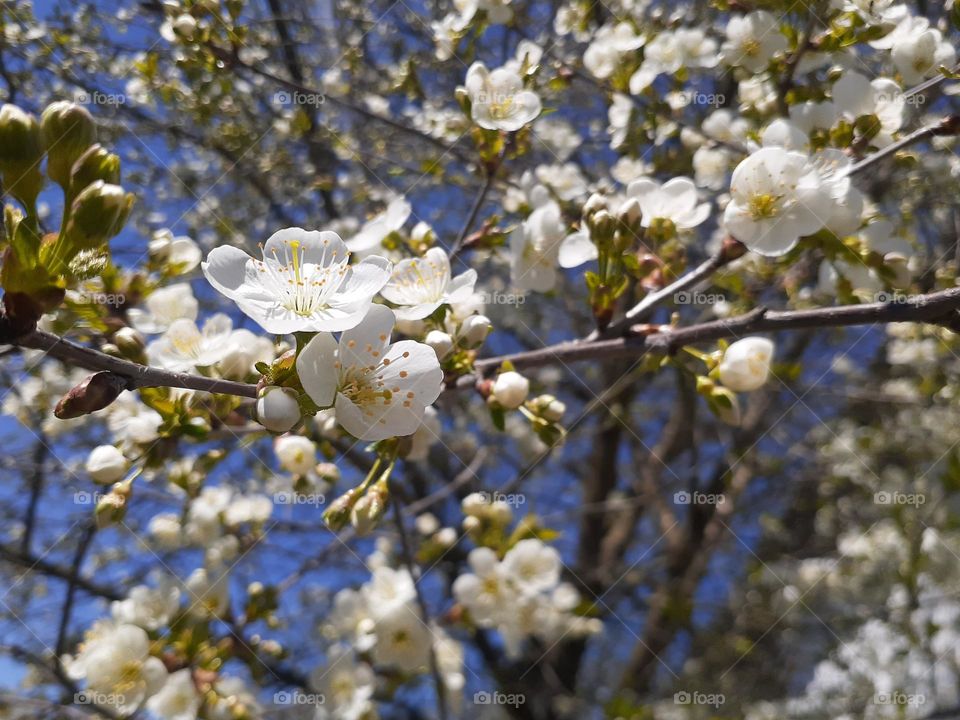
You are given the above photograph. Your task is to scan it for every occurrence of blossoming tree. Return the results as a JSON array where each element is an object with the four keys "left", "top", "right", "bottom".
[{"left": 1, "top": 0, "right": 960, "bottom": 718}]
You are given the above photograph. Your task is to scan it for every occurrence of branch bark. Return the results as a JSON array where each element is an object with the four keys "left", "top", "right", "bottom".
[{"left": 10, "top": 287, "right": 960, "bottom": 402}]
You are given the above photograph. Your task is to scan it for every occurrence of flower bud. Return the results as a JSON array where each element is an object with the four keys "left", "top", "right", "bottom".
[
  {"left": 113, "top": 326, "right": 146, "bottom": 360},
  {"left": 491, "top": 370, "right": 529, "bottom": 409},
  {"left": 712, "top": 386, "right": 742, "bottom": 427},
  {"left": 718, "top": 337, "right": 774, "bottom": 392},
  {"left": 533, "top": 393, "right": 565, "bottom": 422},
  {"left": 350, "top": 484, "right": 389, "bottom": 536},
  {"left": 55, "top": 371, "right": 128, "bottom": 419},
  {"left": 173, "top": 13, "right": 198, "bottom": 40},
  {"left": 582, "top": 192, "right": 608, "bottom": 220},
  {"left": 425, "top": 330, "right": 454, "bottom": 359},
  {"left": 95, "top": 479, "right": 132, "bottom": 528},
  {"left": 460, "top": 314, "right": 492, "bottom": 347},
  {"left": 461, "top": 491, "right": 488, "bottom": 516},
  {"left": 588, "top": 209, "right": 616, "bottom": 248},
  {"left": 0, "top": 104, "right": 44, "bottom": 201},
  {"left": 618, "top": 197, "right": 642, "bottom": 226},
  {"left": 316, "top": 461, "right": 341, "bottom": 484},
  {"left": 66, "top": 181, "right": 133, "bottom": 250},
  {"left": 435, "top": 527, "right": 457, "bottom": 547},
  {"left": 323, "top": 488, "right": 361, "bottom": 531},
  {"left": 85, "top": 445, "right": 128, "bottom": 484},
  {"left": 40, "top": 101, "right": 97, "bottom": 188},
  {"left": 70, "top": 143, "right": 120, "bottom": 193},
  {"left": 255, "top": 386, "right": 301, "bottom": 433}
]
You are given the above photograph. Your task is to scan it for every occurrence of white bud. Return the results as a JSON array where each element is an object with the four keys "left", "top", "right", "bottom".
[
  {"left": 435, "top": 527, "right": 458, "bottom": 547},
  {"left": 148, "top": 513, "right": 182, "bottom": 549},
  {"left": 315, "top": 462, "right": 341, "bottom": 484},
  {"left": 425, "top": 330, "right": 455, "bottom": 359},
  {"left": 460, "top": 314, "right": 492, "bottom": 347},
  {"left": 536, "top": 394, "right": 566, "bottom": 422},
  {"left": 256, "top": 386, "right": 301, "bottom": 433},
  {"left": 461, "top": 492, "right": 488, "bottom": 516},
  {"left": 718, "top": 337, "right": 775, "bottom": 392},
  {"left": 489, "top": 500, "right": 513, "bottom": 525},
  {"left": 618, "top": 197, "right": 642, "bottom": 225},
  {"left": 492, "top": 371, "right": 529, "bottom": 409},
  {"left": 85, "top": 445, "right": 128, "bottom": 484},
  {"left": 583, "top": 192, "right": 608, "bottom": 216},
  {"left": 415, "top": 512, "right": 440, "bottom": 535}
]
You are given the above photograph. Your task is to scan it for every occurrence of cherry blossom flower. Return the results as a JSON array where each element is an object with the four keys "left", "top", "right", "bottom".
[
  {"left": 878, "top": 16, "right": 956, "bottom": 85},
  {"left": 345, "top": 197, "right": 411, "bottom": 254},
  {"left": 721, "top": 11, "right": 788, "bottom": 73},
  {"left": 832, "top": 71, "right": 905, "bottom": 146},
  {"left": 629, "top": 28, "right": 718, "bottom": 93},
  {"left": 510, "top": 200, "right": 567, "bottom": 291},
  {"left": 202, "top": 228, "right": 392, "bottom": 334},
  {"left": 465, "top": 61, "right": 541, "bottom": 131},
  {"left": 65, "top": 622, "right": 168, "bottom": 715},
  {"left": 127, "top": 282, "right": 198, "bottom": 334},
  {"left": 723, "top": 147, "right": 837, "bottom": 256},
  {"left": 626, "top": 176, "right": 711, "bottom": 231},
  {"left": 584, "top": 22, "right": 645, "bottom": 79},
  {"left": 295, "top": 305, "right": 444, "bottom": 441},
  {"left": 146, "top": 669, "right": 201, "bottom": 720},
  {"left": 146, "top": 314, "right": 235, "bottom": 372},
  {"left": 502, "top": 538, "right": 561, "bottom": 592},
  {"left": 380, "top": 247, "right": 478, "bottom": 320},
  {"left": 111, "top": 578, "right": 180, "bottom": 631}
]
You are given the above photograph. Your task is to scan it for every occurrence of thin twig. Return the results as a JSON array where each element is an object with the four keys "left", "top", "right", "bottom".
[{"left": 391, "top": 493, "right": 449, "bottom": 720}]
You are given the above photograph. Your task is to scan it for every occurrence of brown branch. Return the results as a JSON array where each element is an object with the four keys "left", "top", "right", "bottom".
[
  {"left": 12, "top": 329, "right": 259, "bottom": 398},
  {"left": 10, "top": 287, "right": 960, "bottom": 404}
]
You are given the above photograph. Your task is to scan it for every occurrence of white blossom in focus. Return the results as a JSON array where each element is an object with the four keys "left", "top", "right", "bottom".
[
  {"left": 202, "top": 228, "right": 392, "bottom": 334},
  {"left": 296, "top": 305, "right": 444, "bottom": 440}
]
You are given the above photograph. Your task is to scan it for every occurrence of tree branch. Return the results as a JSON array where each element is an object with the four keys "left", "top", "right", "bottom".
[{"left": 10, "top": 288, "right": 960, "bottom": 404}]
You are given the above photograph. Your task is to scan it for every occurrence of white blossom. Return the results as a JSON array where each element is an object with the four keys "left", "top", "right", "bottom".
[
  {"left": 202, "top": 228, "right": 392, "bottom": 334},
  {"left": 721, "top": 11, "right": 788, "bottom": 73},
  {"left": 380, "top": 247, "right": 478, "bottom": 320},
  {"left": 296, "top": 305, "right": 444, "bottom": 440},
  {"left": 465, "top": 61, "right": 541, "bottom": 131},
  {"left": 626, "top": 176, "right": 710, "bottom": 231}
]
